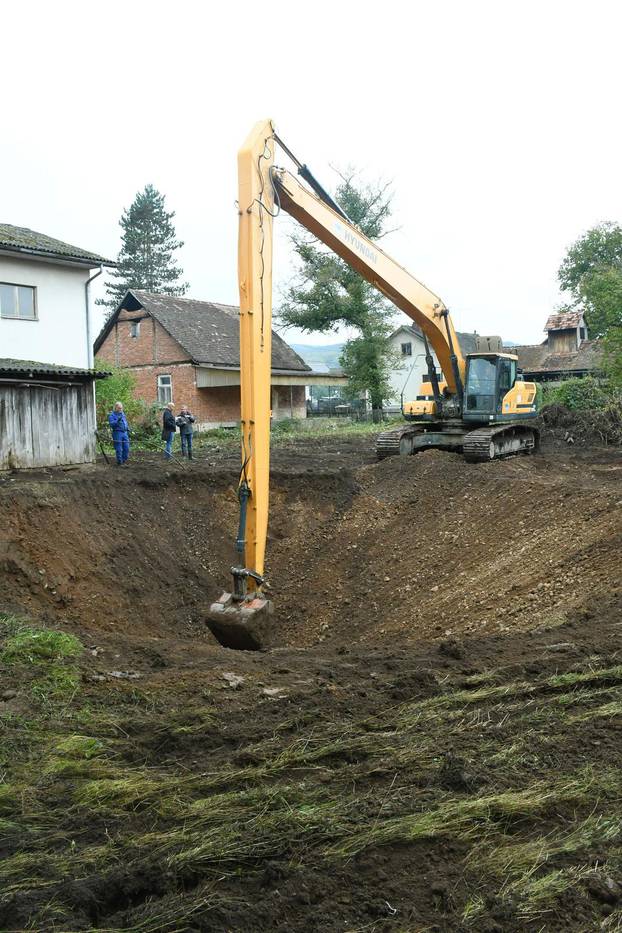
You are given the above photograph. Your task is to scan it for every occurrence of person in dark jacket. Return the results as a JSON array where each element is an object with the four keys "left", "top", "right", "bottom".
[
  {"left": 176, "top": 405, "right": 196, "bottom": 459},
  {"left": 162, "top": 403, "right": 176, "bottom": 459},
  {"left": 108, "top": 402, "right": 130, "bottom": 466}
]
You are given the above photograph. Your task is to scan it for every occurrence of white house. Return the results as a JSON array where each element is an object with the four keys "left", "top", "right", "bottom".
[
  {"left": 386, "top": 321, "right": 479, "bottom": 412},
  {"left": 0, "top": 224, "right": 114, "bottom": 469}
]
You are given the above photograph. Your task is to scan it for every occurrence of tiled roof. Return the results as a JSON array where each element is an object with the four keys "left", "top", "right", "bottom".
[
  {"left": 544, "top": 311, "right": 583, "bottom": 331},
  {"left": 0, "top": 359, "right": 109, "bottom": 378},
  {"left": 514, "top": 339, "right": 603, "bottom": 374},
  {"left": 96, "top": 290, "right": 310, "bottom": 373},
  {"left": 0, "top": 223, "right": 114, "bottom": 266}
]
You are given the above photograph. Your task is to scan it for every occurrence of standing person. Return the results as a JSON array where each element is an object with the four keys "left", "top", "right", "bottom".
[
  {"left": 176, "top": 405, "right": 196, "bottom": 459},
  {"left": 108, "top": 402, "right": 130, "bottom": 466},
  {"left": 162, "top": 402, "right": 176, "bottom": 459}
]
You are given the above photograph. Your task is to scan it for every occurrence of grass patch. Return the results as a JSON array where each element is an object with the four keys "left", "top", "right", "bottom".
[{"left": 0, "top": 619, "right": 82, "bottom": 664}]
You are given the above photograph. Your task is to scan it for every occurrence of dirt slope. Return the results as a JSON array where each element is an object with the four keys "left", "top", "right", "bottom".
[{"left": 0, "top": 438, "right": 619, "bottom": 653}]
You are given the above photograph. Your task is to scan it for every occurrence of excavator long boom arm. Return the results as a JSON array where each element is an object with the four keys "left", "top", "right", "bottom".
[
  {"left": 207, "top": 119, "right": 466, "bottom": 650},
  {"left": 272, "top": 166, "right": 466, "bottom": 396}
]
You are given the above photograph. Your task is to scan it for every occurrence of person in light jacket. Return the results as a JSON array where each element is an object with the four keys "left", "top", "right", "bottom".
[
  {"left": 176, "top": 405, "right": 196, "bottom": 459},
  {"left": 108, "top": 402, "right": 130, "bottom": 466},
  {"left": 162, "top": 403, "right": 176, "bottom": 459}
]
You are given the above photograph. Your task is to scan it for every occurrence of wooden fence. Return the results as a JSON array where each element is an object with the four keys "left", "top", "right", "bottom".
[{"left": 0, "top": 381, "right": 96, "bottom": 470}]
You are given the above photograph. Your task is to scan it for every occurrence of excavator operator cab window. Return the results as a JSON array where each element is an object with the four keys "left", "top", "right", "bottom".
[
  {"left": 498, "top": 359, "right": 516, "bottom": 392},
  {"left": 465, "top": 356, "right": 497, "bottom": 412},
  {"left": 497, "top": 358, "right": 517, "bottom": 408}
]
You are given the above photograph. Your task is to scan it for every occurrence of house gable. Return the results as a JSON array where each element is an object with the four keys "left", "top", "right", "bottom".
[
  {"left": 94, "top": 289, "right": 311, "bottom": 374},
  {"left": 97, "top": 307, "right": 190, "bottom": 369},
  {"left": 544, "top": 310, "right": 587, "bottom": 354}
]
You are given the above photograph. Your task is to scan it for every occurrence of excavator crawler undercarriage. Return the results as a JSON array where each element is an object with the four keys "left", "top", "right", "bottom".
[{"left": 376, "top": 421, "right": 540, "bottom": 462}]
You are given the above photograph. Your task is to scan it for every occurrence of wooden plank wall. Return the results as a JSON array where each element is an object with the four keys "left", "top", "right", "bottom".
[{"left": 0, "top": 383, "right": 96, "bottom": 470}]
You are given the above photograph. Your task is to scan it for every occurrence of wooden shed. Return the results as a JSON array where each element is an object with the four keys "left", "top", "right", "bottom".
[{"left": 0, "top": 360, "right": 108, "bottom": 470}]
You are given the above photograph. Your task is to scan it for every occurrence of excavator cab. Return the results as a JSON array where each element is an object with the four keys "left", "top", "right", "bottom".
[{"left": 464, "top": 353, "right": 537, "bottom": 422}]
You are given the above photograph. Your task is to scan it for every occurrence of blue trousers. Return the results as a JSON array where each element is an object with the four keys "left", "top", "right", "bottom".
[
  {"left": 180, "top": 432, "right": 193, "bottom": 455},
  {"left": 113, "top": 433, "right": 130, "bottom": 464},
  {"left": 164, "top": 431, "right": 174, "bottom": 459}
]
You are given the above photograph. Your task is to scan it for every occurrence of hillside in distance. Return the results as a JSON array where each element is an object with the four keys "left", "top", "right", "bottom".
[{"left": 291, "top": 343, "right": 344, "bottom": 369}]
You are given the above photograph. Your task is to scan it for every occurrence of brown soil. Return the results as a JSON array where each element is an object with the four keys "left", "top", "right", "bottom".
[
  {"left": 0, "top": 435, "right": 621, "bottom": 932},
  {"left": 1, "top": 436, "right": 620, "bottom": 654}
]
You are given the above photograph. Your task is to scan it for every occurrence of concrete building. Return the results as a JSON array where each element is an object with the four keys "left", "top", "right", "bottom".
[
  {"left": 0, "top": 224, "right": 113, "bottom": 469},
  {"left": 95, "top": 290, "right": 345, "bottom": 428},
  {"left": 514, "top": 311, "right": 603, "bottom": 383},
  {"left": 386, "top": 322, "right": 479, "bottom": 411}
]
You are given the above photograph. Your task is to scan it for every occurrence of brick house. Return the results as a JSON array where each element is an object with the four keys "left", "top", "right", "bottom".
[
  {"left": 94, "top": 290, "right": 340, "bottom": 427},
  {"left": 514, "top": 311, "right": 603, "bottom": 383}
]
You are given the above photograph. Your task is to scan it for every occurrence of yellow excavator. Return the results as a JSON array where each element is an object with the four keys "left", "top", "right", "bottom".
[{"left": 206, "top": 120, "right": 540, "bottom": 650}]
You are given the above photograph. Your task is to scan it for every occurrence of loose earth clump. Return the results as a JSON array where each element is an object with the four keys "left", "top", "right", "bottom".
[{"left": 0, "top": 433, "right": 620, "bottom": 931}]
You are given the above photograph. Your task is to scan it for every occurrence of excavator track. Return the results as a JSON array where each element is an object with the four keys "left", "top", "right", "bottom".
[
  {"left": 376, "top": 425, "right": 425, "bottom": 459},
  {"left": 463, "top": 423, "right": 540, "bottom": 462}
]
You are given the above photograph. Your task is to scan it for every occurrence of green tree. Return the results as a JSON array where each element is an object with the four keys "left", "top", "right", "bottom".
[
  {"left": 558, "top": 222, "right": 622, "bottom": 298},
  {"left": 100, "top": 184, "right": 188, "bottom": 312},
  {"left": 580, "top": 264, "right": 622, "bottom": 339},
  {"left": 558, "top": 223, "right": 622, "bottom": 385},
  {"left": 278, "top": 171, "right": 401, "bottom": 412}
]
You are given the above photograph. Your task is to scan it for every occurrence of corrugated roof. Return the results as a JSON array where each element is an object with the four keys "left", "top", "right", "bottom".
[
  {"left": 0, "top": 223, "right": 114, "bottom": 266},
  {"left": 97, "top": 290, "right": 310, "bottom": 373},
  {"left": 0, "top": 359, "right": 109, "bottom": 378},
  {"left": 514, "top": 339, "right": 603, "bottom": 374},
  {"left": 544, "top": 311, "right": 583, "bottom": 331}
]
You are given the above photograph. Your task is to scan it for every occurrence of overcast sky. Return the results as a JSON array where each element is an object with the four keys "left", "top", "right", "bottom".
[{"left": 3, "top": 0, "right": 621, "bottom": 348}]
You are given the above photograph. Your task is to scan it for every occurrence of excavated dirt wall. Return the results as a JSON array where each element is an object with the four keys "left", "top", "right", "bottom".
[
  {"left": 1, "top": 436, "right": 621, "bottom": 932},
  {"left": 0, "top": 439, "right": 620, "bottom": 653}
]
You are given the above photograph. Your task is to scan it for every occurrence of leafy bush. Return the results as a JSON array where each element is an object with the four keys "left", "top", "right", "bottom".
[
  {"left": 541, "top": 377, "right": 615, "bottom": 411},
  {"left": 95, "top": 367, "right": 163, "bottom": 447},
  {"left": 95, "top": 366, "right": 143, "bottom": 427}
]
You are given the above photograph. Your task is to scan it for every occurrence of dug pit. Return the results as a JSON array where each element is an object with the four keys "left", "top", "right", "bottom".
[{"left": 0, "top": 437, "right": 619, "bottom": 654}]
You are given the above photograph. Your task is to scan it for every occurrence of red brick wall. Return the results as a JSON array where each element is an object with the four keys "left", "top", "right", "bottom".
[
  {"left": 97, "top": 313, "right": 189, "bottom": 369},
  {"left": 96, "top": 310, "right": 308, "bottom": 428}
]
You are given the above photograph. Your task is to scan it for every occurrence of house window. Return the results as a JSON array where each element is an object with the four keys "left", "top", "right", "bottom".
[
  {"left": 0, "top": 283, "right": 36, "bottom": 320},
  {"left": 579, "top": 327, "right": 586, "bottom": 340},
  {"left": 401, "top": 342, "right": 412, "bottom": 356},
  {"left": 157, "top": 374, "right": 172, "bottom": 404},
  {"left": 130, "top": 321, "right": 140, "bottom": 338}
]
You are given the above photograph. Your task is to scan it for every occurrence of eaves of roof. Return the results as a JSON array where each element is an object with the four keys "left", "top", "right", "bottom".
[{"left": 0, "top": 359, "right": 110, "bottom": 378}]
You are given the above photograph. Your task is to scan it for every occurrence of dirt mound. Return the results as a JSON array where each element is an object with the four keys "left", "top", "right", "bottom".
[{"left": 541, "top": 401, "right": 622, "bottom": 447}]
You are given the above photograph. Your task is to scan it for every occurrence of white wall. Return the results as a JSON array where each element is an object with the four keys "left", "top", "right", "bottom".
[
  {"left": 0, "top": 256, "right": 92, "bottom": 368},
  {"left": 387, "top": 329, "right": 440, "bottom": 409}
]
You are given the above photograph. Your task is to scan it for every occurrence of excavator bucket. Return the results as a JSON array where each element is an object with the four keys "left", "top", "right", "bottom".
[{"left": 206, "top": 590, "right": 274, "bottom": 651}]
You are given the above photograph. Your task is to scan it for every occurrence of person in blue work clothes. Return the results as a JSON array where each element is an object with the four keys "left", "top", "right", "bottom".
[
  {"left": 162, "top": 402, "right": 177, "bottom": 459},
  {"left": 108, "top": 401, "right": 130, "bottom": 466}
]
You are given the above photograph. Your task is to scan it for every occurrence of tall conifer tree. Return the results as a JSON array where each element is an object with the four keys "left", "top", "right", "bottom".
[{"left": 100, "top": 184, "right": 188, "bottom": 311}]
